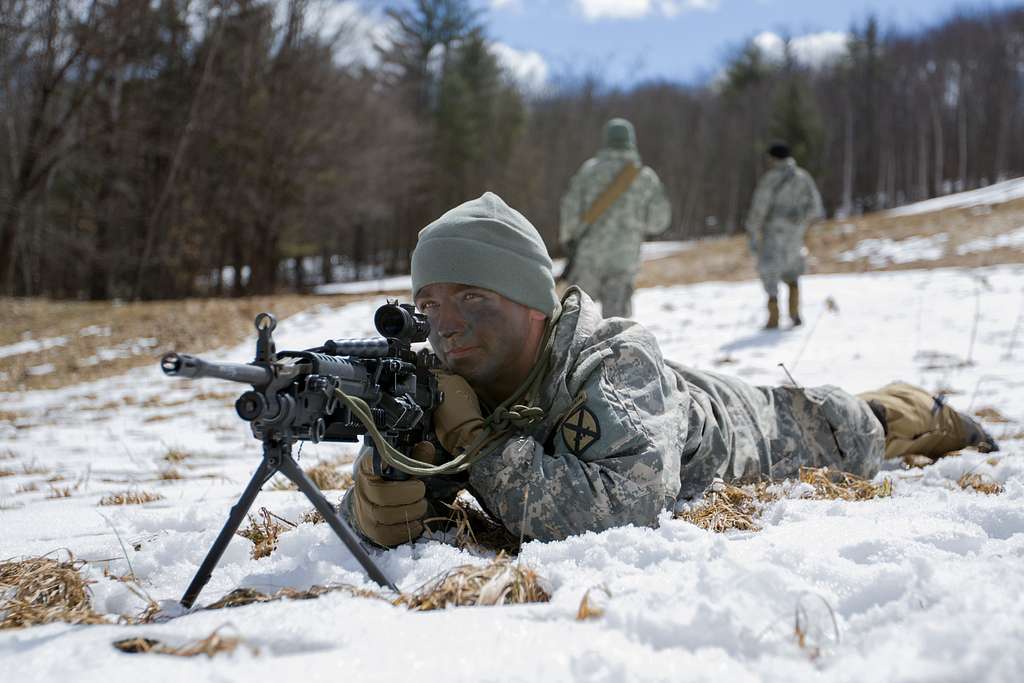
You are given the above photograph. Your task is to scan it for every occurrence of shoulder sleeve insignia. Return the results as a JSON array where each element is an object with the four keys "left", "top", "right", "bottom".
[{"left": 560, "top": 405, "right": 601, "bottom": 455}]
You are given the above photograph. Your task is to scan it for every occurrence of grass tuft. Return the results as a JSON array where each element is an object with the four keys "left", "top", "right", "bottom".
[
  {"left": 236, "top": 507, "right": 295, "bottom": 560},
  {"left": 958, "top": 472, "right": 1003, "bottom": 495},
  {"left": 425, "top": 497, "right": 521, "bottom": 554},
  {"left": 113, "top": 627, "right": 252, "bottom": 657},
  {"left": 398, "top": 555, "right": 550, "bottom": 611},
  {"left": 205, "top": 584, "right": 381, "bottom": 610},
  {"left": 675, "top": 479, "right": 774, "bottom": 532},
  {"left": 0, "top": 554, "right": 107, "bottom": 629},
  {"left": 99, "top": 490, "right": 164, "bottom": 506},
  {"left": 798, "top": 466, "right": 893, "bottom": 501}
]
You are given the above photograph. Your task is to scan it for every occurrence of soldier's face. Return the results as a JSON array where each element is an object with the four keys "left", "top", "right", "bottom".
[{"left": 415, "top": 283, "right": 544, "bottom": 399}]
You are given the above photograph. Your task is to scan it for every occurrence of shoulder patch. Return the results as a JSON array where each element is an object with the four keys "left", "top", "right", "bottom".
[{"left": 561, "top": 405, "right": 601, "bottom": 455}]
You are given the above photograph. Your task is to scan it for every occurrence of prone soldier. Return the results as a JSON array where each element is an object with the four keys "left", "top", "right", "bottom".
[{"left": 345, "top": 192, "right": 996, "bottom": 547}]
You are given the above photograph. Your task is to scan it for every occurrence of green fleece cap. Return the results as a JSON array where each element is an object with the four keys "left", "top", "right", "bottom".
[{"left": 411, "top": 192, "right": 559, "bottom": 316}]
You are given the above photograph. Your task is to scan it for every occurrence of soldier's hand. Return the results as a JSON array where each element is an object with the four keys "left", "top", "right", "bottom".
[
  {"left": 433, "top": 370, "right": 485, "bottom": 454},
  {"left": 351, "top": 442, "right": 435, "bottom": 548}
]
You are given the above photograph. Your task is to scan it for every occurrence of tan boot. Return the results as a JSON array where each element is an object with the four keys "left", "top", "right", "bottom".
[
  {"left": 787, "top": 281, "right": 801, "bottom": 326},
  {"left": 764, "top": 297, "right": 780, "bottom": 330}
]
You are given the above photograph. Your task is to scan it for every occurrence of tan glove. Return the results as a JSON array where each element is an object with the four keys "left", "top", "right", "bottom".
[
  {"left": 352, "top": 441, "right": 435, "bottom": 548},
  {"left": 432, "top": 370, "right": 485, "bottom": 455}
]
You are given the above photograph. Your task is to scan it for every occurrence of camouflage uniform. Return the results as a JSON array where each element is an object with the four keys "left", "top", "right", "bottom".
[
  {"left": 745, "top": 157, "right": 824, "bottom": 298},
  {"left": 559, "top": 120, "right": 671, "bottom": 318},
  {"left": 416, "top": 289, "right": 883, "bottom": 542}
]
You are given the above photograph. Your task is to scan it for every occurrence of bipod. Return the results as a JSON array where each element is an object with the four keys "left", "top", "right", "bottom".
[{"left": 179, "top": 438, "right": 398, "bottom": 609}]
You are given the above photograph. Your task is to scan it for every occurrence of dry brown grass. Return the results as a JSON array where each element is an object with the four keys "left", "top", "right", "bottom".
[
  {"left": 21, "top": 461, "right": 49, "bottom": 475},
  {"left": 425, "top": 498, "right": 522, "bottom": 554},
  {"left": 0, "top": 293, "right": 369, "bottom": 393},
  {"left": 0, "top": 468, "right": 14, "bottom": 478},
  {"left": 99, "top": 490, "right": 164, "bottom": 506},
  {"left": 678, "top": 468, "right": 893, "bottom": 533},
  {"left": 636, "top": 196, "right": 1024, "bottom": 289},
  {"left": 157, "top": 468, "right": 183, "bottom": 481},
  {"left": 958, "top": 472, "right": 1003, "bottom": 495},
  {"left": 47, "top": 485, "right": 74, "bottom": 499},
  {"left": 236, "top": 507, "right": 295, "bottom": 560},
  {"left": 205, "top": 584, "right": 382, "bottom": 610},
  {"left": 576, "top": 586, "right": 611, "bottom": 621},
  {"left": 798, "top": 467, "right": 894, "bottom": 501},
  {"left": 973, "top": 406, "right": 1011, "bottom": 423},
  {"left": 15, "top": 481, "right": 39, "bottom": 493},
  {"left": 676, "top": 479, "right": 776, "bottom": 532},
  {"left": 163, "top": 448, "right": 190, "bottom": 464},
  {"left": 398, "top": 555, "right": 550, "bottom": 610},
  {"left": 271, "top": 456, "right": 354, "bottom": 491},
  {"left": 0, "top": 554, "right": 108, "bottom": 629},
  {"left": 113, "top": 627, "right": 253, "bottom": 657}
]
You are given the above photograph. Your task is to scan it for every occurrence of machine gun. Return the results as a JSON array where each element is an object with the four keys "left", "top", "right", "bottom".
[{"left": 160, "top": 301, "right": 441, "bottom": 608}]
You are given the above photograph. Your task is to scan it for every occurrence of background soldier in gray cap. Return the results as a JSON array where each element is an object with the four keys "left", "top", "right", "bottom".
[
  {"left": 745, "top": 141, "right": 825, "bottom": 329},
  {"left": 559, "top": 118, "right": 671, "bottom": 318},
  {"left": 344, "top": 192, "right": 996, "bottom": 548}
]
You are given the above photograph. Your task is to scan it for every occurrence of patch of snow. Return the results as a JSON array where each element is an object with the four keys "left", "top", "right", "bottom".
[
  {"left": 887, "top": 177, "right": 1024, "bottom": 217},
  {"left": 956, "top": 226, "right": 1024, "bottom": 255},
  {"left": 838, "top": 234, "right": 949, "bottom": 267},
  {"left": 0, "top": 335, "right": 67, "bottom": 359},
  {"left": 26, "top": 363, "right": 55, "bottom": 376}
]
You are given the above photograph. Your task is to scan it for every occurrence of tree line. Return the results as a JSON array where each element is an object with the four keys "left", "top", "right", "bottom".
[{"left": 2, "top": 0, "right": 1022, "bottom": 300}]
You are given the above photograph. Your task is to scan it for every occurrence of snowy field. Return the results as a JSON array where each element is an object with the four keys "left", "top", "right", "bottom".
[{"left": 2, "top": 265, "right": 1024, "bottom": 682}]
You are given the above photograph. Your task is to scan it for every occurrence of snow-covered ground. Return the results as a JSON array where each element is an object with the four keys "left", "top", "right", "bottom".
[
  {"left": 2, "top": 266, "right": 1023, "bottom": 682},
  {"left": 887, "top": 176, "right": 1024, "bottom": 217}
]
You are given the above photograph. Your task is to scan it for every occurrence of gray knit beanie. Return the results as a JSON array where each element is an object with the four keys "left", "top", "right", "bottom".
[{"left": 411, "top": 192, "right": 559, "bottom": 316}]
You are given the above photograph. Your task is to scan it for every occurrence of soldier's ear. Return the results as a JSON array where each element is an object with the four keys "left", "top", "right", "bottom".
[{"left": 527, "top": 309, "right": 547, "bottom": 322}]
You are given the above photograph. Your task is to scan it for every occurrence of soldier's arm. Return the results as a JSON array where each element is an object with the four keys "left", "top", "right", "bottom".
[
  {"left": 559, "top": 166, "right": 588, "bottom": 248},
  {"left": 641, "top": 168, "right": 672, "bottom": 236},
  {"left": 467, "top": 335, "right": 684, "bottom": 542},
  {"left": 744, "top": 174, "right": 773, "bottom": 245},
  {"left": 805, "top": 175, "right": 825, "bottom": 224}
]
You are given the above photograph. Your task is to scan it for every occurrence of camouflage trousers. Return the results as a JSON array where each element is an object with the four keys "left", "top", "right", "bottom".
[
  {"left": 571, "top": 268, "right": 635, "bottom": 318},
  {"left": 857, "top": 382, "right": 969, "bottom": 459},
  {"left": 757, "top": 247, "right": 805, "bottom": 299}
]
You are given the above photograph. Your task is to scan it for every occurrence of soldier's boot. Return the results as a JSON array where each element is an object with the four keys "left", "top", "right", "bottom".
[
  {"left": 953, "top": 409, "right": 1000, "bottom": 453},
  {"left": 787, "top": 281, "right": 801, "bottom": 326},
  {"left": 764, "top": 297, "right": 780, "bottom": 330}
]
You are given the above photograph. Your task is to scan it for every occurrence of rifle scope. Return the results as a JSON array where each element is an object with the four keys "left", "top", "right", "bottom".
[{"left": 373, "top": 301, "right": 429, "bottom": 344}]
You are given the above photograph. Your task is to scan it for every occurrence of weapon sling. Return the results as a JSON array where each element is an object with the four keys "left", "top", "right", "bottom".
[{"left": 563, "top": 162, "right": 641, "bottom": 280}]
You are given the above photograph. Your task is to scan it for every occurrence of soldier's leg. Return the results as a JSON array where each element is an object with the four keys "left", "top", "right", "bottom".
[
  {"left": 857, "top": 382, "right": 999, "bottom": 460},
  {"left": 785, "top": 279, "right": 801, "bottom": 326},
  {"left": 601, "top": 274, "right": 634, "bottom": 318},
  {"left": 757, "top": 270, "right": 778, "bottom": 331}
]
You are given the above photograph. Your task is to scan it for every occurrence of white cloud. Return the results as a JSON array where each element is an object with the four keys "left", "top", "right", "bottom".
[
  {"left": 491, "top": 42, "right": 550, "bottom": 92},
  {"left": 490, "top": 0, "right": 523, "bottom": 9},
  {"left": 753, "top": 30, "right": 849, "bottom": 68},
  {"left": 318, "top": 1, "right": 391, "bottom": 67},
  {"left": 574, "top": 0, "right": 719, "bottom": 21}
]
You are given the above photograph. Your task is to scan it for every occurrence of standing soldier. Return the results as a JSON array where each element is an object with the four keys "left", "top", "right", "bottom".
[
  {"left": 745, "top": 141, "right": 824, "bottom": 329},
  {"left": 559, "top": 117, "right": 671, "bottom": 318}
]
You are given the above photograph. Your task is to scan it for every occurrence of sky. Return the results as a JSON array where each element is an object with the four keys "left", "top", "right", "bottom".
[{"left": 475, "top": 0, "right": 1022, "bottom": 88}]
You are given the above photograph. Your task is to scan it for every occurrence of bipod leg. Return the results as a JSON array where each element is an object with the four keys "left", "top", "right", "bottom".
[
  {"left": 179, "top": 455, "right": 277, "bottom": 609},
  {"left": 276, "top": 452, "right": 399, "bottom": 593}
]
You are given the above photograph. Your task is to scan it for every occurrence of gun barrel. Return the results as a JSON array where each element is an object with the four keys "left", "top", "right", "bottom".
[
  {"left": 161, "top": 352, "right": 272, "bottom": 386},
  {"left": 322, "top": 337, "right": 390, "bottom": 357}
]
